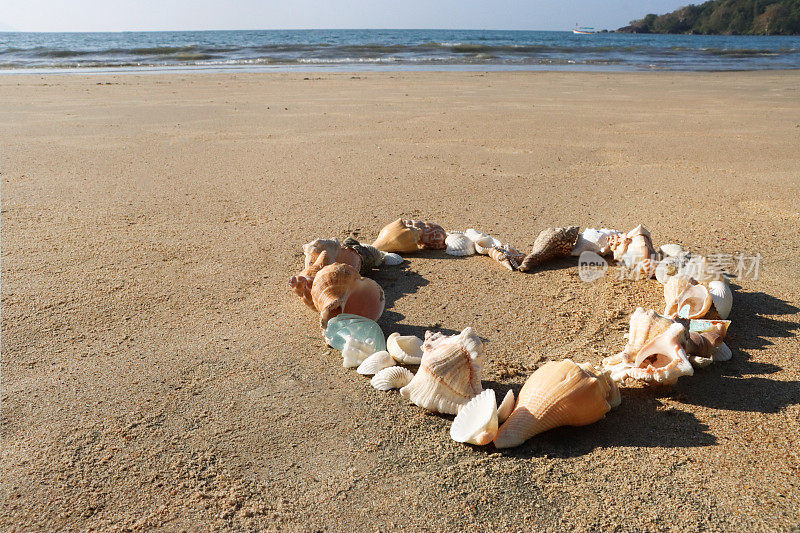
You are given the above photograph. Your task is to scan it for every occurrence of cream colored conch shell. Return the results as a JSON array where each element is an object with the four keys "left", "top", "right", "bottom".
[
  {"left": 399, "top": 327, "right": 484, "bottom": 415},
  {"left": 493, "top": 360, "right": 620, "bottom": 449},
  {"left": 663, "top": 274, "right": 713, "bottom": 319},
  {"left": 602, "top": 307, "right": 678, "bottom": 382},
  {"left": 613, "top": 225, "right": 656, "bottom": 279},
  {"left": 356, "top": 350, "right": 395, "bottom": 375},
  {"left": 571, "top": 228, "right": 621, "bottom": 256},
  {"left": 372, "top": 218, "right": 446, "bottom": 252},
  {"left": 387, "top": 332, "right": 424, "bottom": 365},
  {"left": 450, "top": 389, "right": 498, "bottom": 445},
  {"left": 445, "top": 233, "right": 476, "bottom": 256},
  {"left": 371, "top": 367, "right": 414, "bottom": 391},
  {"left": 684, "top": 319, "right": 731, "bottom": 367},
  {"left": 302, "top": 238, "right": 363, "bottom": 275},
  {"left": 310, "top": 263, "right": 386, "bottom": 328},
  {"left": 629, "top": 322, "right": 694, "bottom": 385},
  {"left": 518, "top": 226, "right": 580, "bottom": 272},
  {"left": 488, "top": 244, "right": 526, "bottom": 271},
  {"left": 707, "top": 280, "right": 733, "bottom": 320},
  {"left": 341, "top": 336, "right": 377, "bottom": 368},
  {"left": 497, "top": 389, "right": 515, "bottom": 424}
]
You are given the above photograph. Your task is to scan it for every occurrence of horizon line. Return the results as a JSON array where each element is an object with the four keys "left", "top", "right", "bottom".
[{"left": 0, "top": 26, "right": 613, "bottom": 34}]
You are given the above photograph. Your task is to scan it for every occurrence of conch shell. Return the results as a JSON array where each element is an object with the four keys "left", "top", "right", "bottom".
[
  {"left": 311, "top": 263, "right": 385, "bottom": 328},
  {"left": 450, "top": 389, "right": 498, "bottom": 446},
  {"left": 571, "top": 228, "right": 621, "bottom": 256},
  {"left": 609, "top": 225, "right": 656, "bottom": 279},
  {"left": 518, "top": 226, "right": 580, "bottom": 272},
  {"left": 493, "top": 360, "right": 620, "bottom": 449},
  {"left": 684, "top": 319, "right": 731, "bottom": 367},
  {"left": 628, "top": 322, "right": 694, "bottom": 385},
  {"left": 302, "top": 238, "right": 362, "bottom": 275},
  {"left": 372, "top": 218, "right": 446, "bottom": 253},
  {"left": 399, "top": 327, "right": 484, "bottom": 415},
  {"left": 488, "top": 244, "right": 526, "bottom": 271},
  {"left": 664, "top": 274, "right": 713, "bottom": 319},
  {"left": 602, "top": 308, "right": 677, "bottom": 381}
]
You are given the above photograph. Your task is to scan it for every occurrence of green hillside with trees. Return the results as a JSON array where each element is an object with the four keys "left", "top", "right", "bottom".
[{"left": 618, "top": 0, "right": 800, "bottom": 34}]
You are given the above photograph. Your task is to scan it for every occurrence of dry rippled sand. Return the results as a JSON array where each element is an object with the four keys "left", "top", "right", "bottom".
[{"left": 1, "top": 71, "right": 799, "bottom": 531}]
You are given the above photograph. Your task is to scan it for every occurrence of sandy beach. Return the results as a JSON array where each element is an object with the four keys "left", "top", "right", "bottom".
[{"left": 1, "top": 70, "right": 799, "bottom": 531}]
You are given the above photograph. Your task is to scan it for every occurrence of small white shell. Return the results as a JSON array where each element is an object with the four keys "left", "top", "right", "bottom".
[
  {"left": 381, "top": 252, "right": 404, "bottom": 266},
  {"left": 571, "top": 228, "right": 621, "bottom": 256},
  {"left": 473, "top": 235, "right": 502, "bottom": 255},
  {"left": 450, "top": 389, "right": 498, "bottom": 445},
  {"left": 712, "top": 342, "right": 732, "bottom": 362},
  {"left": 464, "top": 228, "right": 489, "bottom": 242},
  {"left": 497, "top": 389, "right": 515, "bottom": 424},
  {"left": 659, "top": 244, "right": 685, "bottom": 257},
  {"left": 342, "top": 336, "right": 376, "bottom": 368},
  {"left": 371, "top": 366, "right": 414, "bottom": 391},
  {"left": 708, "top": 280, "right": 732, "bottom": 320},
  {"left": 445, "top": 233, "right": 475, "bottom": 256},
  {"left": 387, "top": 332, "right": 424, "bottom": 364},
  {"left": 356, "top": 350, "right": 395, "bottom": 375}
]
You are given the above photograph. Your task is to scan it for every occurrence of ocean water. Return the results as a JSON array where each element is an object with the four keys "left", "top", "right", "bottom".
[{"left": 1, "top": 29, "right": 799, "bottom": 73}]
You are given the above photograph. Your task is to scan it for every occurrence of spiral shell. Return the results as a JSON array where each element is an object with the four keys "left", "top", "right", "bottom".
[
  {"left": 518, "top": 226, "right": 580, "bottom": 272},
  {"left": 311, "top": 263, "right": 386, "bottom": 328},
  {"left": 488, "top": 244, "right": 525, "bottom": 271}
]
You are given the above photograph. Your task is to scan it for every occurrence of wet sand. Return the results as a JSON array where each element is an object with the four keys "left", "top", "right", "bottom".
[{"left": 1, "top": 71, "right": 799, "bottom": 531}]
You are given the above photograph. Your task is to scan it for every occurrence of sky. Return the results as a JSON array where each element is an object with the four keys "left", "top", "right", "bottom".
[{"left": 0, "top": 1, "right": 692, "bottom": 33}]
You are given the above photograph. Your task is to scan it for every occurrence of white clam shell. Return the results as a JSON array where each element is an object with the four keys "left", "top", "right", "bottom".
[
  {"left": 659, "top": 244, "right": 685, "bottom": 257},
  {"left": 445, "top": 233, "right": 475, "bottom": 256},
  {"left": 450, "top": 389, "right": 498, "bottom": 445},
  {"left": 356, "top": 350, "right": 395, "bottom": 375},
  {"left": 387, "top": 332, "right": 424, "bottom": 364},
  {"left": 342, "top": 336, "right": 377, "bottom": 368},
  {"left": 381, "top": 252, "right": 404, "bottom": 266},
  {"left": 371, "top": 366, "right": 414, "bottom": 391},
  {"left": 707, "top": 280, "right": 732, "bottom": 320},
  {"left": 473, "top": 235, "right": 502, "bottom": 255},
  {"left": 497, "top": 389, "right": 515, "bottom": 424}
]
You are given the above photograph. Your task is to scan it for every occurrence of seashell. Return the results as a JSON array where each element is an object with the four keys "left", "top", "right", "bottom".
[
  {"left": 324, "top": 314, "right": 386, "bottom": 352},
  {"left": 372, "top": 219, "right": 446, "bottom": 252},
  {"left": 571, "top": 228, "right": 621, "bottom": 256},
  {"left": 659, "top": 244, "right": 685, "bottom": 258},
  {"left": 707, "top": 280, "right": 732, "bottom": 320},
  {"left": 493, "top": 360, "right": 619, "bottom": 449},
  {"left": 464, "top": 228, "right": 489, "bottom": 243},
  {"left": 357, "top": 350, "right": 396, "bottom": 375},
  {"left": 630, "top": 322, "right": 694, "bottom": 385},
  {"left": 302, "top": 238, "right": 362, "bottom": 275},
  {"left": 602, "top": 308, "right": 680, "bottom": 383},
  {"left": 712, "top": 342, "right": 732, "bottom": 362},
  {"left": 387, "top": 332, "right": 424, "bottom": 365},
  {"left": 497, "top": 389, "right": 515, "bottom": 424},
  {"left": 342, "top": 336, "right": 377, "bottom": 368},
  {"left": 288, "top": 271, "right": 316, "bottom": 310},
  {"left": 381, "top": 252, "right": 404, "bottom": 266},
  {"left": 663, "top": 274, "right": 712, "bottom": 319},
  {"left": 405, "top": 219, "right": 447, "bottom": 249},
  {"left": 343, "top": 237, "right": 384, "bottom": 274},
  {"left": 371, "top": 366, "right": 414, "bottom": 391},
  {"left": 399, "top": 327, "right": 484, "bottom": 415},
  {"left": 518, "top": 226, "right": 580, "bottom": 272},
  {"left": 684, "top": 319, "right": 730, "bottom": 366},
  {"left": 488, "top": 244, "right": 525, "bottom": 271},
  {"left": 445, "top": 233, "right": 476, "bottom": 256},
  {"left": 311, "top": 264, "right": 385, "bottom": 328},
  {"left": 619, "top": 225, "right": 656, "bottom": 279},
  {"left": 655, "top": 255, "right": 689, "bottom": 285},
  {"left": 681, "top": 255, "right": 726, "bottom": 284},
  {"left": 450, "top": 389, "right": 498, "bottom": 445}
]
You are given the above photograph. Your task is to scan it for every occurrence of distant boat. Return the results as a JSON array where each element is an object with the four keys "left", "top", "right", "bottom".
[{"left": 573, "top": 25, "right": 597, "bottom": 35}]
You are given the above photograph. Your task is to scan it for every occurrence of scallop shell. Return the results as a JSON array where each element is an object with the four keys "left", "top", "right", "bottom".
[
  {"left": 629, "top": 322, "right": 694, "bottom": 385},
  {"left": 342, "top": 336, "right": 377, "bottom": 368},
  {"left": 381, "top": 252, "right": 404, "bottom": 266},
  {"left": 571, "top": 228, "right": 621, "bottom": 256},
  {"left": 356, "top": 350, "right": 396, "bottom": 375},
  {"left": 707, "top": 280, "right": 732, "bottom": 320},
  {"left": 493, "top": 360, "right": 619, "bottom": 449},
  {"left": 518, "top": 226, "right": 580, "bottom": 272},
  {"left": 445, "top": 233, "right": 476, "bottom": 256},
  {"left": 450, "top": 389, "right": 498, "bottom": 445},
  {"left": 387, "top": 332, "right": 424, "bottom": 365},
  {"left": 497, "top": 389, "right": 515, "bottom": 424},
  {"left": 371, "top": 367, "right": 414, "bottom": 391},
  {"left": 399, "top": 327, "right": 484, "bottom": 415},
  {"left": 663, "top": 274, "right": 712, "bottom": 319},
  {"left": 311, "top": 263, "right": 386, "bottom": 328}
]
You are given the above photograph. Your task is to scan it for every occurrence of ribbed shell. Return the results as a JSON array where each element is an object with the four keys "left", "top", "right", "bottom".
[
  {"left": 399, "top": 327, "right": 484, "bottom": 415},
  {"left": 357, "top": 350, "right": 396, "bottom": 375},
  {"left": 450, "top": 389, "right": 498, "bottom": 445},
  {"left": 708, "top": 280, "right": 733, "bottom": 319},
  {"left": 310, "top": 263, "right": 385, "bottom": 328},
  {"left": 493, "top": 360, "right": 618, "bottom": 449},
  {"left": 372, "top": 219, "right": 423, "bottom": 253},
  {"left": 341, "top": 336, "right": 377, "bottom": 368},
  {"left": 371, "top": 366, "right": 414, "bottom": 391},
  {"left": 518, "top": 226, "right": 580, "bottom": 272},
  {"left": 497, "top": 389, "right": 515, "bottom": 424},
  {"left": 381, "top": 252, "right": 404, "bottom": 266},
  {"left": 625, "top": 308, "right": 676, "bottom": 355},
  {"left": 445, "top": 233, "right": 476, "bottom": 256}
]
